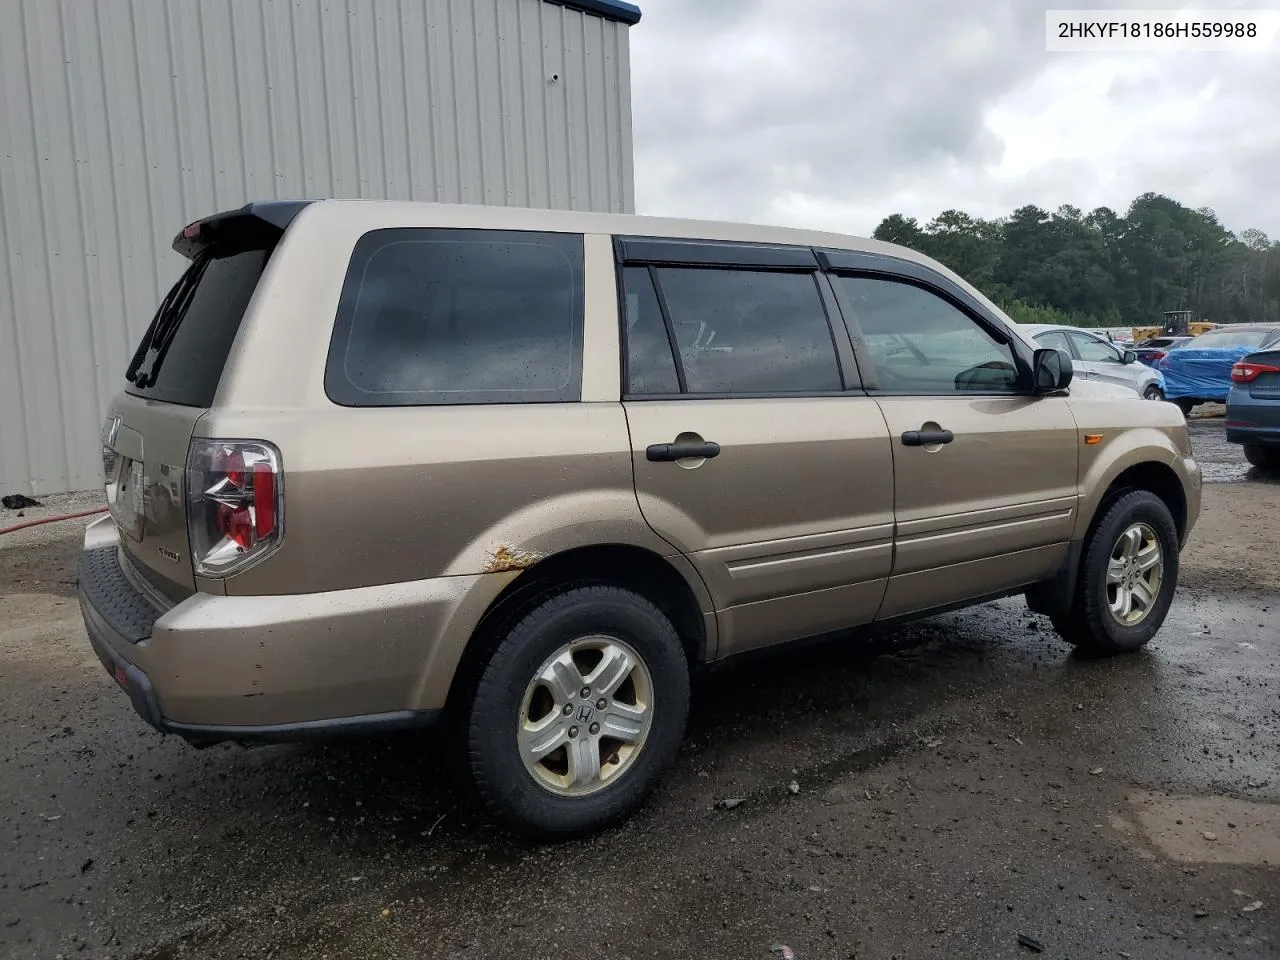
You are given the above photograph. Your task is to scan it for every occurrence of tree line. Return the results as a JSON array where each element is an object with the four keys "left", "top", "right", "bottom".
[{"left": 872, "top": 192, "right": 1280, "bottom": 330}]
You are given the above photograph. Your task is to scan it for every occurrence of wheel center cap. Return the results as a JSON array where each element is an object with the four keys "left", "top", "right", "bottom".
[{"left": 575, "top": 703, "right": 595, "bottom": 724}]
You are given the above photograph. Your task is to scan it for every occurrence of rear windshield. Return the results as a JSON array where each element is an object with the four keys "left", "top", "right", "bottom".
[{"left": 125, "top": 245, "right": 271, "bottom": 407}]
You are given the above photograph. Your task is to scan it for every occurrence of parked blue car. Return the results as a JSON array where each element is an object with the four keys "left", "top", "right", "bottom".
[
  {"left": 1159, "top": 324, "right": 1280, "bottom": 416},
  {"left": 1226, "top": 346, "right": 1280, "bottom": 471},
  {"left": 1131, "top": 335, "right": 1191, "bottom": 367}
]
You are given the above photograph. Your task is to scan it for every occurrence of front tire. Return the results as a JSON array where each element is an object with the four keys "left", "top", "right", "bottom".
[
  {"left": 1244, "top": 444, "right": 1280, "bottom": 472},
  {"left": 466, "top": 585, "right": 690, "bottom": 840},
  {"left": 1051, "top": 490, "right": 1179, "bottom": 656},
  {"left": 1143, "top": 385, "right": 1164, "bottom": 401}
]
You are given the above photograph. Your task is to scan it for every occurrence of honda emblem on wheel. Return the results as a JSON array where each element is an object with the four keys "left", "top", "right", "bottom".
[{"left": 577, "top": 704, "right": 594, "bottom": 723}]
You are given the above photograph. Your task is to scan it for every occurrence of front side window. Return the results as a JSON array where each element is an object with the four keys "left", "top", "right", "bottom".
[
  {"left": 1069, "top": 332, "right": 1122, "bottom": 363},
  {"left": 643, "top": 267, "right": 842, "bottom": 395},
  {"left": 834, "top": 276, "right": 1020, "bottom": 394},
  {"left": 326, "top": 228, "right": 583, "bottom": 406}
]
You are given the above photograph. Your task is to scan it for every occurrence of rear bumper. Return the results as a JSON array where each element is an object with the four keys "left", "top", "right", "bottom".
[
  {"left": 80, "top": 597, "right": 440, "bottom": 744},
  {"left": 1225, "top": 424, "right": 1280, "bottom": 446},
  {"left": 81, "top": 597, "right": 166, "bottom": 730},
  {"left": 1225, "top": 390, "right": 1280, "bottom": 446},
  {"left": 75, "top": 518, "right": 501, "bottom": 743}
]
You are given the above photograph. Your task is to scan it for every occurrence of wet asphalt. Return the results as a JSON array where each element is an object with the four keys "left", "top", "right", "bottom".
[
  {"left": 1, "top": 418, "right": 1277, "bottom": 960},
  {"left": 1186, "top": 414, "right": 1279, "bottom": 485}
]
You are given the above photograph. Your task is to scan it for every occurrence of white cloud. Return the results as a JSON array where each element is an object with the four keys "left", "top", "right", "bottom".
[{"left": 628, "top": 0, "right": 1280, "bottom": 238}]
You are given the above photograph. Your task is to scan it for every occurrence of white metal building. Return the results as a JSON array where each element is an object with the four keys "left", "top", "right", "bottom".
[{"left": 0, "top": 0, "right": 640, "bottom": 496}]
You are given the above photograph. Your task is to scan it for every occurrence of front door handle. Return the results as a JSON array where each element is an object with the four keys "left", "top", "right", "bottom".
[
  {"left": 901, "top": 428, "right": 954, "bottom": 447},
  {"left": 646, "top": 440, "right": 721, "bottom": 462}
]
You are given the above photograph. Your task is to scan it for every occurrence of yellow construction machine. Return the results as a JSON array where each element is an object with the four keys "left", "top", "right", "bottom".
[{"left": 1130, "top": 310, "right": 1219, "bottom": 342}]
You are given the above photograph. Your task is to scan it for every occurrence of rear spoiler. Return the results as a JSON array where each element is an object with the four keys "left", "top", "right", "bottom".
[{"left": 172, "top": 200, "right": 314, "bottom": 260}]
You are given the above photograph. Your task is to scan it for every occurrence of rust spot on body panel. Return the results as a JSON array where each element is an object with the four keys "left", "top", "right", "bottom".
[{"left": 483, "top": 545, "right": 543, "bottom": 574}]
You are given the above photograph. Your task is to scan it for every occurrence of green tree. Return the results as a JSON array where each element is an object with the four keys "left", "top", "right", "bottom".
[
  {"left": 871, "top": 214, "right": 925, "bottom": 248},
  {"left": 871, "top": 191, "right": 1279, "bottom": 331}
]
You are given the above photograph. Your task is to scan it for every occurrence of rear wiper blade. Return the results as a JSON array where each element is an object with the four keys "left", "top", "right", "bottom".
[
  {"left": 130, "top": 253, "right": 212, "bottom": 388},
  {"left": 141, "top": 256, "right": 211, "bottom": 384},
  {"left": 126, "top": 269, "right": 190, "bottom": 383}
]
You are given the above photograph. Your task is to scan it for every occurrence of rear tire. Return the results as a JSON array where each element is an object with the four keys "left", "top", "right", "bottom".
[
  {"left": 1143, "top": 385, "right": 1164, "bottom": 401},
  {"left": 466, "top": 585, "right": 690, "bottom": 841},
  {"left": 1175, "top": 398, "right": 1196, "bottom": 416},
  {"left": 1051, "top": 490, "right": 1179, "bottom": 656},
  {"left": 1244, "top": 444, "right": 1280, "bottom": 471}
]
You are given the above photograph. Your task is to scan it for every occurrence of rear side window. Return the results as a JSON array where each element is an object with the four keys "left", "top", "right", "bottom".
[
  {"left": 326, "top": 228, "right": 584, "bottom": 406},
  {"left": 1033, "top": 329, "right": 1071, "bottom": 353},
  {"left": 1072, "top": 332, "right": 1124, "bottom": 362},
  {"left": 125, "top": 247, "right": 271, "bottom": 407},
  {"left": 623, "top": 267, "right": 841, "bottom": 395},
  {"left": 620, "top": 266, "right": 681, "bottom": 395}
]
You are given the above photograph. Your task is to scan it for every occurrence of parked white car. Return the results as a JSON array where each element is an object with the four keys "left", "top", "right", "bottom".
[{"left": 1020, "top": 323, "right": 1167, "bottom": 400}]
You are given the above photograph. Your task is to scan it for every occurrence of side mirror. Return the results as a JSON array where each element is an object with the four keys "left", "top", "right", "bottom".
[
  {"left": 1032, "top": 348, "right": 1073, "bottom": 393},
  {"left": 1122, "top": 350, "right": 1138, "bottom": 364}
]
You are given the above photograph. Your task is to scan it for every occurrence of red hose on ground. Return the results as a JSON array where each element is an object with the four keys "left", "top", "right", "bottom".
[{"left": 0, "top": 507, "right": 109, "bottom": 536}]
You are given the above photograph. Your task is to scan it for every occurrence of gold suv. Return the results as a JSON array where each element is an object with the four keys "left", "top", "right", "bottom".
[{"left": 79, "top": 200, "right": 1202, "bottom": 838}]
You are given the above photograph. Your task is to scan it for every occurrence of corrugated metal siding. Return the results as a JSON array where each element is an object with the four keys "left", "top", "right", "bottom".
[{"left": 0, "top": 0, "right": 634, "bottom": 495}]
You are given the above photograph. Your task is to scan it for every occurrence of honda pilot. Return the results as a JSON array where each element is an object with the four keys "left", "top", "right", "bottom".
[{"left": 79, "top": 200, "right": 1202, "bottom": 839}]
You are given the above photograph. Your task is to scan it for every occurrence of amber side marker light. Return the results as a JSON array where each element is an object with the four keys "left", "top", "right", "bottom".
[{"left": 1084, "top": 434, "right": 1103, "bottom": 445}]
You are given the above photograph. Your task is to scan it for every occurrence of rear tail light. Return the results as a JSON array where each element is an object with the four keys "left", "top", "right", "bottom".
[
  {"left": 1231, "top": 361, "right": 1280, "bottom": 383},
  {"left": 1148, "top": 351, "right": 1166, "bottom": 361},
  {"left": 186, "top": 440, "right": 283, "bottom": 577},
  {"left": 100, "top": 416, "right": 120, "bottom": 484}
]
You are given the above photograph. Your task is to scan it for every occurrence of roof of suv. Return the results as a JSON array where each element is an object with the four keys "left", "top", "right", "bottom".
[
  {"left": 188, "top": 197, "right": 962, "bottom": 274},
  {"left": 176, "top": 198, "right": 1030, "bottom": 348}
]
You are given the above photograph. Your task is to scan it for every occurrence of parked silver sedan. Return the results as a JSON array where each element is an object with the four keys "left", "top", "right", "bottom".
[{"left": 1020, "top": 323, "right": 1167, "bottom": 400}]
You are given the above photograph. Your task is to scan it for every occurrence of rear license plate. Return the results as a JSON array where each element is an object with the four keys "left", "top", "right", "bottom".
[{"left": 108, "top": 458, "right": 145, "bottom": 539}]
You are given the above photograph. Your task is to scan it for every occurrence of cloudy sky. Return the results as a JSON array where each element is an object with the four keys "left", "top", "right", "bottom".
[{"left": 627, "top": 0, "right": 1280, "bottom": 240}]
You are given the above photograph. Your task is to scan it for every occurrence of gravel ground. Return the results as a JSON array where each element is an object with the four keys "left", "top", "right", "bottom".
[
  {"left": 1, "top": 420, "right": 1277, "bottom": 960},
  {"left": 0, "top": 490, "right": 107, "bottom": 550}
]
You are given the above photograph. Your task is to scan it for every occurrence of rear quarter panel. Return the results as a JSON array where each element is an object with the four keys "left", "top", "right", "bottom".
[
  {"left": 197, "top": 403, "right": 680, "bottom": 595},
  {"left": 204, "top": 204, "right": 686, "bottom": 597},
  {"left": 1240, "top": 349, "right": 1280, "bottom": 402},
  {"left": 1226, "top": 348, "right": 1280, "bottom": 438}
]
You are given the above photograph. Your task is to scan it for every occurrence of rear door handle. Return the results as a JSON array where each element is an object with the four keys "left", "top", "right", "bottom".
[
  {"left": 646, "top": 440, "right": 721, "bottom": 462},
  {"left": 901, "top": 429, "right": 954, "bottom": 447}
]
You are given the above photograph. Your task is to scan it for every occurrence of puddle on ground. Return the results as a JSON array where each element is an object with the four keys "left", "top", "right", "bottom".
[{"left": 1113, "top": 790, "right": 1280, "bottom": 866}]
